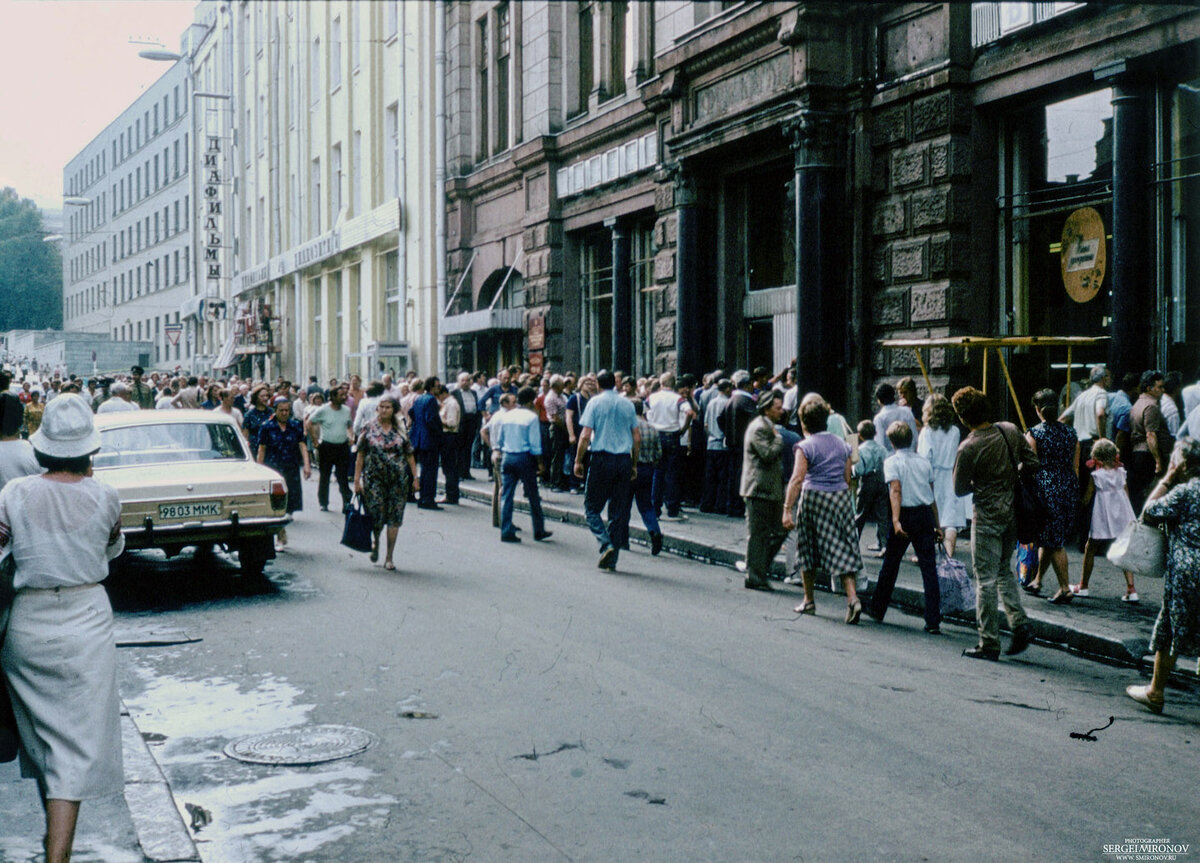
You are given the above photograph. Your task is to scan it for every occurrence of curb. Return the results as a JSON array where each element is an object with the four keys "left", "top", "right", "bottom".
[
  {"left": 457, "top": 484, "right": 1199, "bottom": 686},
  {"left": 120, "top": 702, "right": 201, "bottom": 862}
]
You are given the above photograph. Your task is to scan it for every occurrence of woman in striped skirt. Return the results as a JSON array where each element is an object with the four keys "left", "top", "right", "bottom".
[{"left": 783, "top": 394, "right": 865, "bottom": 622}]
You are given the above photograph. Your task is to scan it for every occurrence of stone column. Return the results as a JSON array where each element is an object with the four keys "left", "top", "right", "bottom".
[
  {"left": 785, "top": 111, "right": 842, "bottom": 399},
  {"left": 607, "top": 218, "right": 632, "bottom": 374},
  {"left": 672, "top": 163, "right": 700, "bottom": 376},
  {"left": 1108, "top": 81, "right": 1150, "bottom": 376}
]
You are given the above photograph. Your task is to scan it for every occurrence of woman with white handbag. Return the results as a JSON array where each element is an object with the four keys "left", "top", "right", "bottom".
[{"left": 1126, "top": 437, "right": 1200, "bottom": 714}]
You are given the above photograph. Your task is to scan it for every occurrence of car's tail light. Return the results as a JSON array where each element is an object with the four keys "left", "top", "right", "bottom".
[{"left": 269, "top": 480, "right": 287, "bottom": 510}]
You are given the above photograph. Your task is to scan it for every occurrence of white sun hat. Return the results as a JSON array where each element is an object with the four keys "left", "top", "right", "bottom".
[{"left": 29, "top": 393, "right": 101, "bottom": 459}]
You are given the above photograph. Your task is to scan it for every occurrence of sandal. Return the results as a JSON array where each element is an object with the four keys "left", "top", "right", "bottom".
[
  {"left": 369, "top": 545, "right": 379, "bottom": 563},
  {"left": 384, "top": 561, "right": 396, "bottom": 571},
  {"left": 793, "top": 600, "right": 817, "bottom": 615},
  {"left": 1022, "top": 582, "right": 1042, "bottom": 596},
  {"left": 1048, "top": 590, "right": 1073, "bottom": 605},
  {"left": 1125, "top": 684, "right": 1164, "bottom": 714}
]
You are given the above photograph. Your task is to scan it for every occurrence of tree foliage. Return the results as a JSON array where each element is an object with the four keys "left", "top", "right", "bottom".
[{"left": 0, "top": 187, "right": 63, "bottom": 331}]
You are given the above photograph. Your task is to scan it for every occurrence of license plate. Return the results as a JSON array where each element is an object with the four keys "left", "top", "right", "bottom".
[{"left": 158, "top": 501, "right": 223, "bottom": 519}]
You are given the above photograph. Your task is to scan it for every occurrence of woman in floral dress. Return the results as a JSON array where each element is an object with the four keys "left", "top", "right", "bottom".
[
  {"left": 1023, "top": 388, "right": 1079, "bottom": 603},
  {"left": 354, "top": 396, "right": 417, "bottom": 570},
  {"left": 1127, "top": 437, "right": 1200, "bottom": 714}
]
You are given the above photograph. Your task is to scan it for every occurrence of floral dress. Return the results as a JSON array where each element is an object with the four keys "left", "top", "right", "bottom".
[
  {"left": 358, "top": 420, "right": 413, "bottom": 527},
  {"left": 1144, "top": 478, "right": 1200, "bottom": 659},
  {"left": 1030, "top": 420, "right": 1078, "bottom": 548}
]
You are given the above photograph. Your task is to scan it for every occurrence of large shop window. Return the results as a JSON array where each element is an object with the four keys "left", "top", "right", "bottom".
[
  {"left": 581, "top": 231, "right": 613, "bottom": 372},
  {"left": 1161, "top": 78, "right": 1200, "bottom": 368},
  {"left": 1001, "top": 88, "right": 1113, "bottom": 362},
  {"left": 631, "top": 222, "right": 657, "bottom": 377},
  {"left": 734, "top": 163, "right": 795, "bottom": 292}
]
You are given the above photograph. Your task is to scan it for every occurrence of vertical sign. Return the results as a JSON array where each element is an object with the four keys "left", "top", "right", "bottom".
[{"left": 203, "top": 135, "right": 224, "bottom": 293}]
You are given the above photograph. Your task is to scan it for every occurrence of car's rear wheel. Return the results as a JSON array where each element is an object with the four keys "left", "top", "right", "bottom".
[{"left": 237, "top": 536, "right": 274, "bottom": 579}]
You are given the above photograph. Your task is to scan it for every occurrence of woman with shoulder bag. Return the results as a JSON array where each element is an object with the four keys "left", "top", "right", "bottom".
[
  {"left": 0, "top": 394, "right": 126, "bottom": 863},
  {"left": 1126, "top": 437, "right": 1200, "bottom": 714}
]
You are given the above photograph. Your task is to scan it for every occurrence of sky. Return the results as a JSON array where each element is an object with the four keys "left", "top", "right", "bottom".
[{"left": 0, "top": 0, "right": 199, "bottom": 211}]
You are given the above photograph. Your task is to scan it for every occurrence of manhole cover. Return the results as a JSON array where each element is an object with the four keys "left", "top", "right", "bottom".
[{"left": 224, "top": 725, "right": 377, "bottom": 766}]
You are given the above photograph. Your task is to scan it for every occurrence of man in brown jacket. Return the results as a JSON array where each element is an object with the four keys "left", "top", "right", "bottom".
[{"left": 740, "top": 390, "right": 788, "bottom": 592}]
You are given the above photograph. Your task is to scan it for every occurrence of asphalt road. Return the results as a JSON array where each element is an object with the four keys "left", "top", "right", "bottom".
[{"left": 103, "top": 494, "right": 1198, "bottom": 863}]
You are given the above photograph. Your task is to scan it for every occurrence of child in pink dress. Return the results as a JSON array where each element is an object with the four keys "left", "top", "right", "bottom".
[{"left": 1071, "top": 439, "right": 1139, "bottom": 602}]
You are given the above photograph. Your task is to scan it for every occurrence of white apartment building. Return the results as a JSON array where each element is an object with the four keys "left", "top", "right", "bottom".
[
  {"left": 62, "top": 58, "right": 196, "bottom": 370},
  {"left": 208, "top": 0, "right": 440, "bottom": 382}
]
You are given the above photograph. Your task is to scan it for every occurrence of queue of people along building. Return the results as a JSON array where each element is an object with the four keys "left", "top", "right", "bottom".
[{"left": 59, "top": 2, "right": 1200, "bottom": 421}]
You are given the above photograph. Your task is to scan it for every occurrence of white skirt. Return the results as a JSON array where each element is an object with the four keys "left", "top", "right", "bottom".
[{"left": 0, "top": 584, "right": 122, "bottom": 799}]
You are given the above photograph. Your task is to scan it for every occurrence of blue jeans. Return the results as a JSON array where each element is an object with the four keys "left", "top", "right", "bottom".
[
  {"left": 500, "top": 452, "right": 546, "bottom": 539},
  {"left": 632, "top": 463, "right": 660, "bottom": 537},
  {"left": 584, "top": 452, "right": 633, "bottom": 562},
  {"left": 652, "top": 433, "right": 683, "bottom": 517}
]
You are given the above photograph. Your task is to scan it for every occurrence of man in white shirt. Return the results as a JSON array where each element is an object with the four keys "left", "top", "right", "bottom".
[
  {"left": 1181, "top": 366, "right": 1200, "bottom": 419},
  {"left": 645, "top": 372, "right": 694, "bottom": 521},
  {"left": 97, "top": 381, "right": 140, "bottom": 413}
]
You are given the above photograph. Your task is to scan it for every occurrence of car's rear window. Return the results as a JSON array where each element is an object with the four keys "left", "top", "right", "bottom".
[{"left": 95, "top": 422, "right": 248, "bottom": 468}]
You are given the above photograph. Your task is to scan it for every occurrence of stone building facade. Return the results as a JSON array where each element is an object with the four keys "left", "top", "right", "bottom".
[{"left": 443, "top": 0, "right": 1200, "bottom": 419}]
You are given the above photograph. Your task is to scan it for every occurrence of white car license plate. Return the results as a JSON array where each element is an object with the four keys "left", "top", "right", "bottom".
[{"left": 158, "top": 501, "right": 223, "bottom": 519}]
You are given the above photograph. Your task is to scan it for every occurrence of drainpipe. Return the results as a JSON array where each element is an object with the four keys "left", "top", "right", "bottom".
[
  {"left": 435, "top": 0, "right": 448, "bottom": 379},
  {"left": 397, "top": 0, "right": 408, "bottom": 346}
]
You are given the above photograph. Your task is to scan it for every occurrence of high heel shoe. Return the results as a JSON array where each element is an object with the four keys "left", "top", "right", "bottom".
[{"left": 845, "top": 598, "right": 862, "bottom": 625}]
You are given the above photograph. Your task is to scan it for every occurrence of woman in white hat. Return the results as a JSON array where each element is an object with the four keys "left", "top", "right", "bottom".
[{"left": 0, "top": 393, "right": 125, "bottom": 863}]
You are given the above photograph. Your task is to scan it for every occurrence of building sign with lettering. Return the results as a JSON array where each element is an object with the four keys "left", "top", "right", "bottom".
[
  {"left": 1061, "top": 207, "right": 1106, "bottom": 303},
  {"left": 203, "top": 134, "right": 226, "bottom": 297}
]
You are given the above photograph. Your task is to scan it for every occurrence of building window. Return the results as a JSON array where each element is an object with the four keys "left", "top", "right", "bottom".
[
  {"left": 580, "top": 231, "right": 614, "bottom": 371},
  {"left": 385, "top": 103, "right": 399, "bottom": 199},
  {"left": 331, "top": 16, "right": 342, "bottom": 90},
  {"left": 350, "top": 6, "right": 360, "bottom": 72},
  {"left": 311, "top": 37, "right": 321, "bottom": 106},
  {"left": 332, "top": 143, "right": 343, "bottom": 217},
  {"left": 735, "top": 162, "right": 795, "bottom": 292},
  {"left": 577, "top": 4, "right": 594, "bottom": 115},
  {"left": 311, "top": 157, "right": 322, "bottom": 234},
  {"left": 1164, "top": 77, "right": 1200, "bottom": 358},
  {"left": 351, "top": 131, "right": 362, "bottom": 216},
  {"left": 496, "top": 2, "right": 510, "bottom": 152},
  {"left": 608, "top": 0, "right": 627, "bottom": 99},
  {"left": 334, "top": 270, "right": 344, "bottom": 375},
  {"left": 385, "top": 251, "right": 401, "bottom": 341},
  {"left": 477, "top": 15, "right": 489, "bottom": 161},
  {"left": 631, "top": 222, "right": 657, "bottom": 376},
  {"left": 385, "top": 0, "right": 399, "bottom": 39},
  {"left": 999, "top": 88, "right": 1114, "bottom": 373}
]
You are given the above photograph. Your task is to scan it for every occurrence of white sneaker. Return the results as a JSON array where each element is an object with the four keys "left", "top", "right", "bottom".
[
  {"left": 734, "top": 560, "right": 747, "bottom": 573},
  {"left": 1069, "top": 584, "right": 1089, "bottom": 597},
  {"left": 1122, "top": 592, "right": 1140, "bottom": 603},
  {"left": 783, "top": 575, "right": 803, "bottom": 585}
]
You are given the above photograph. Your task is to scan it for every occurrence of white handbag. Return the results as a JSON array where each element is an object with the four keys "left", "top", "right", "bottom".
[{"left": 1106, "top": 518, "right": 1167, "bottom": 578}]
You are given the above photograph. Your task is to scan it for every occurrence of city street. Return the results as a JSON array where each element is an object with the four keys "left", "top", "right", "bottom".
[{"left": 6, "top": 490, "right": 1195, "bottom": 863}]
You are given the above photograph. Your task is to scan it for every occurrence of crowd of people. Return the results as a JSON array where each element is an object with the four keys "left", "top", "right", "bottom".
[{"left": 0, "top": 356, "right": 1198, "bottom": 861}]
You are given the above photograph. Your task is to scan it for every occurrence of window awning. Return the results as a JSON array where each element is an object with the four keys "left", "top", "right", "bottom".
[
  {"left": 441, "top": 308, "right": 524, "bottom": 336},
  {"left": 212, "top": 326, "right": 240, "bottom": 370}
]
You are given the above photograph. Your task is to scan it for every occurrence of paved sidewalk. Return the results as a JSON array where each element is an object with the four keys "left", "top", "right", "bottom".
[{"left": 455, "top": 476, "right": 1197, "bottom": 684}]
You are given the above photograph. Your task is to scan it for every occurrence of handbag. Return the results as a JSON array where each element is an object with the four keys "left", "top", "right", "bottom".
[
  {"left": 340, "top": 495, "right": 375, "bottom": 553},
  {"left": 999, "top": 424, "right": 1048, "bottom": 545},
  {"left": 936, "top": 543, "right": 975, "bottom": 614},
  {"left": 1107, "top": 517, "right": 1167, "bottom": 578}
]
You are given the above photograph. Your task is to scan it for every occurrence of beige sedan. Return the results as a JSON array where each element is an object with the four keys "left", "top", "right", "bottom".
[{"left": 93, "top": 409, "right": 290, "bottom": 577}]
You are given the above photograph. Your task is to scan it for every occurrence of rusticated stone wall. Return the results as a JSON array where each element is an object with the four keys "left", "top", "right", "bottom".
[{"left": 868, "top": 83, "right": 974, "bottom": 398}]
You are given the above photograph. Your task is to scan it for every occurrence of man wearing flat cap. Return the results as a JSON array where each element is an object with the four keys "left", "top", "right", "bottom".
[{"left": 739, "top": 389, "right": 789, "bottom": 591}]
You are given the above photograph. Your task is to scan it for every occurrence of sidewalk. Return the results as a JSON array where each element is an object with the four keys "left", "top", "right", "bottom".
[{"left": 455, "top": 475, "right": 1197, "bottom": 684}]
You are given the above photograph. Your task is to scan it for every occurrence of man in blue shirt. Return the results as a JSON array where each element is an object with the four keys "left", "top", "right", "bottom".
[
  {"left": 575, "top": 369, "right": 640, "bottom": 571},
  {"left": 492, "top": 387, "right": 552, "bottom": 543},
  {"left": 409, "top": 376, "right": 444, "bottom": 510}
]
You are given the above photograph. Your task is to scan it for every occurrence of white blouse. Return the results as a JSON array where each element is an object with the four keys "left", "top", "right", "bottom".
[{"left": 0, "top": 474, "right": 124, "bottom": 590}]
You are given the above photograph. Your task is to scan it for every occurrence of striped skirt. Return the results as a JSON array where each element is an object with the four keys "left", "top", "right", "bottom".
[
  {"left": 796, "top": 487, "right": 863, "bottom": 577},
  {"left": 1, "top": 584, "right": 122, "bottom": 799}
]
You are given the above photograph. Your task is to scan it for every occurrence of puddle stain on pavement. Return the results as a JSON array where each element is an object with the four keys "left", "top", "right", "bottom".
[{"left": 122, "top": 665, "right": 395, "bottom": 863}]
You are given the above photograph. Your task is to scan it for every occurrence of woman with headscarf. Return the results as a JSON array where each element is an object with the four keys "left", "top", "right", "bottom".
[
  {"left": 0, "top": 394, "right": 126, "bottom": 863},
  {"left": 354, "top": 396, "right": 418, "bottom": 570}
]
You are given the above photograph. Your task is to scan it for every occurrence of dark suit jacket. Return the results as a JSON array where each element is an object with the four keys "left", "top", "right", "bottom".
[
  {"left": 409, "top": 393, "right": 443, "bottom": 451},
  {"left": 722, "top": 390, "right": 757, "bottom": 452}
]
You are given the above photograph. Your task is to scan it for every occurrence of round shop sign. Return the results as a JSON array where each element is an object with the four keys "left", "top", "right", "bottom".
[{"left": 1060, "top": 207, "right": 1106, "bottom": 303}]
